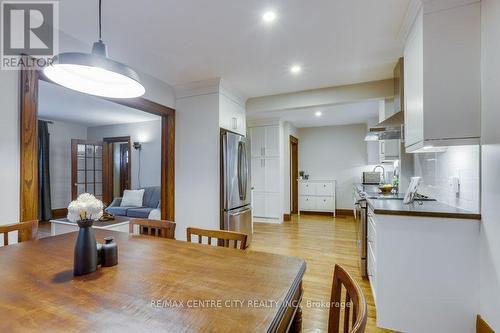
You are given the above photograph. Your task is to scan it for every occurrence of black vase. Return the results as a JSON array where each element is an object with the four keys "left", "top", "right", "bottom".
[{"left": 74, "top": 219, "right": 98, "bottom": 276}]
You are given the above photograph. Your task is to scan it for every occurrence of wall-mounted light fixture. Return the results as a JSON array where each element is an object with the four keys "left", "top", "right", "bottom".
[{"left": 133, "top": 142, "right": 142, "bottom": 150}]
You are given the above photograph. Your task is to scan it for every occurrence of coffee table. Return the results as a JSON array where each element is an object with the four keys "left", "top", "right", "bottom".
[{"left": 49, "top": 216, "right": 130, "bottom": 236}]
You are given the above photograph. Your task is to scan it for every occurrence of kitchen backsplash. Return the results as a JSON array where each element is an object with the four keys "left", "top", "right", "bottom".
[{"left": 413, "top": 145, "right": 480, "bottom": 213}]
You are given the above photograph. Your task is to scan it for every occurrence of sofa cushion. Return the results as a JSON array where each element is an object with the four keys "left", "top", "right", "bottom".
[
  {"left": 127, "top": 207, "right": 154, "bottom": 218},
  {"left": 121, "top": 189, "right": 145, "bottom": 207},
  {"left": 106, "top": 206, "right": 134, "bottom": 216},
  {"left": 142, "top": 186, "right": 161, "bottom": 209}
]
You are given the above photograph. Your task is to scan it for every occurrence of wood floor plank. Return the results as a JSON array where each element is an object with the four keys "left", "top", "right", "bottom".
[{"left": 250, "top": 214, "right": 394, "bottom": 333}]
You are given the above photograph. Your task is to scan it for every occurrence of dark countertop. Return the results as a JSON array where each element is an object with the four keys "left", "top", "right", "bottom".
[
  {"left": 366, "top": 197, "right": 481, "bottom": 220},
  {"left": 354, "top": 183, "right": 481, "bottom": 220}
]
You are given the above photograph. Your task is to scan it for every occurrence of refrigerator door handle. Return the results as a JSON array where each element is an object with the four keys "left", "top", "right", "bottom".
[{"left": 237, "top": 141, "right": 247, "bottom": 201}]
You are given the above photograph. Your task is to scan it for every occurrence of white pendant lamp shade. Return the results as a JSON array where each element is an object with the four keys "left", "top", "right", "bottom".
[
  {"left": 43, "top": 0, "right": 145, "bottom": 99},
  {"left": 44, "top": 41, "right": 145, "bottom": 99}
]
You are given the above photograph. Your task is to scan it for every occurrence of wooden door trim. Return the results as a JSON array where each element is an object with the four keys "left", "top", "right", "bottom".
[
  {"left": 19, "top": 62, "right": 39, "bottom": 222},
  {"left": 289, "top": 135, "right": 299, "bottom": 215},
  {"left": 20, "top": 58, "right": 175, "bottom": 222},
  {"left": 103, "top": 136, "right": 131, "bottom": 204}
]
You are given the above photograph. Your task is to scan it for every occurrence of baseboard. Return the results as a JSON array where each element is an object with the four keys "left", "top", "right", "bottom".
[
  {"left": 477, "top": 315, "right": 495, "bottom": 333},
  {"left": 283, "top": 214, "right": 291, "bottom": 221},
  {"left": 298, "top": 210, "right": 352, "bottom": 217},
  {"left": 336, "top": 209, "right": 353, "bottom": 216},
  {"left": 299, "top": 211, "right": 334, "bottom": 216},
  {"left": 51, "top": 208, "right": 68, "bottom": 219}
]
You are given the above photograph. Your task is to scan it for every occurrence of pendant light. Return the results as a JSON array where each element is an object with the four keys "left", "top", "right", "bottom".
[{"left": 43, "top": 0, "right": 145, "bottom": 98}]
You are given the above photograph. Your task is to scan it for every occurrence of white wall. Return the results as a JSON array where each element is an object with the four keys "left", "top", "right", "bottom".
[
  {"left": 414, "top": 145, "right": 480, "bottom": 213},
  {"left": 175, "top": 93, "right": 220, "bottom": 240},
  {"left": 0, "top": 70, "right": 19, "bottom": 237},
  {"left": 297, "top": 124, "right": 373, "bottom": 209},
  {"left": 47, "top": 121, "right": 88, "bottom": 209},
  {"left": 480, "top": 0, "right": 500, "bottom": 329},
  {"left": 282, "top": 121, "right": 299, "bottom": 215},
  {"left": 87, "top": 120, "right": 162, "bottom": 190}
]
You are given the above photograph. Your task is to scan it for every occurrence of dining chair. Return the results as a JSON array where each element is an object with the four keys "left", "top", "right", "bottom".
[
  {"left": 0, "top": 220, "right": 38, "bottom": 246},
  {"left": 186, "top": 227, "right": 247, "bottom": 249},
  {"left": 129, "top": 219, "right": 176, "bottom": 239},
  {"left": 328, "top": 264, "right": 367, "bottom": 333}
]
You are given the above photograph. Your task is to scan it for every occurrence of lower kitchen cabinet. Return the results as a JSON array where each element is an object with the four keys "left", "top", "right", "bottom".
[
  {"left": 367, "top": 207, "right": 479, "bottom": 333},
  {"left": 252, "top": 192, "right": 280, "bottom": 219}
]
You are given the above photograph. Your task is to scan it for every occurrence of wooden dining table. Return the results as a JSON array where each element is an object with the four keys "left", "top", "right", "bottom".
[{"left": 0, "top": 230, "right": 306, "bottom": 333}]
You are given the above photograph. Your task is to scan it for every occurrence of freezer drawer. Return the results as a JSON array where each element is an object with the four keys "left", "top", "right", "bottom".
[{"left": 223, "top": 206, "right": 253, "bottom": 246}]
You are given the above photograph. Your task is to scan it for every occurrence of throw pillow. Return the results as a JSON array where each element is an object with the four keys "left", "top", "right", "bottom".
[{"left": 120, "top": 189, "right": 144, "bottom": 207}]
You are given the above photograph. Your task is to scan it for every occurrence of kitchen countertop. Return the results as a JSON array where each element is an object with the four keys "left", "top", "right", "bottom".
[
  {"left": 366, "top": 197, "right": 481, "bottom": 220},
  {"left": 354, "top": 183, "right": 481, "bottom": 220}
]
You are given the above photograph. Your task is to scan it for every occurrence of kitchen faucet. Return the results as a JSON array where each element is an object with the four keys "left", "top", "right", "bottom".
[{"left": 373, "top": 165, "right": 385, "bottom": 183}]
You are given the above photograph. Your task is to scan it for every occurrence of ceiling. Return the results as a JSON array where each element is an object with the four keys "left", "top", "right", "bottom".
[
  {"left": 39, "top": 81, "right": 160, "bottom": 127},
  {"left": 56, "top": 0, "right": 410, "bottom": 98},
  {"left": 247, "top": 100, "right": 380, "bottom": 128}
]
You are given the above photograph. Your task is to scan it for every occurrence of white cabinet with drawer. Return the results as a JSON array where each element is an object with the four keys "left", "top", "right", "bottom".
[{"left": 298, "top": 179, "right": 336, "bottom": 217}]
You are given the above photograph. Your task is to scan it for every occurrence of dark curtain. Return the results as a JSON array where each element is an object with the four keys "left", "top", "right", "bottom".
[{"left": 38, "top": 120, "right": 52, "bottom": 221}]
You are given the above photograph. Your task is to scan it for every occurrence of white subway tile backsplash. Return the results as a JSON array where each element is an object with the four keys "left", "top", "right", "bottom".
[{"left": 414, "top": 145, "right": 480, "bottom": 213}]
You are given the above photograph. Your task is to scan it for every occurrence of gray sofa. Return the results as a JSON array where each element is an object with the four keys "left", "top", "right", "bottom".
[{"left": 106, "top": 186, "right": 160, "bottom": 218}]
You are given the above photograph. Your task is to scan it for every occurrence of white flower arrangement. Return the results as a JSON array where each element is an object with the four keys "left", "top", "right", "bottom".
[{"left": 67, "top": 193, "right": 104, "bottom": 222}]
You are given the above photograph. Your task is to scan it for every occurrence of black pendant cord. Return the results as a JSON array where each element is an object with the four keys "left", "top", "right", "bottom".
[{"left": 98, "top": 0, "right": 102, "bottom": 41}]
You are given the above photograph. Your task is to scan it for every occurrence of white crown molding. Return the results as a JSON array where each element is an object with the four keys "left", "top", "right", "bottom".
[
  {"left": 174, "top": 78, "right": 247, "bottom": 106},
  {"left": 397, "top": 0, "right": 423, "bottom": 47},
  {"left": 422, "top": 0, "right": 480, "bottom": 14},
  {"left": 219, "top": 79, "right": 247, "bottom": 107},
  {"left": 174, "top": 78, "right": 222, "bottom": 100}
]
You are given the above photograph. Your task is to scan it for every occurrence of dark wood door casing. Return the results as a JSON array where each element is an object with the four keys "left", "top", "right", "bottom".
[
  {"left": 119, "top": 143, "right": 130, "bottom": 195},
  {"left": 290, "top": 135, "right": 299, "bottom": 214},
  {"left": 19, "top": 57, "right": 176, "bottom": 222}
]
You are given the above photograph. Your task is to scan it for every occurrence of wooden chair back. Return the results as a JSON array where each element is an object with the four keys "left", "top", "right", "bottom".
[
  {"left": 129, "top": 219, "right": 176, "bottom": 239},
  {"left": 186, "top": 227, "right": 247, "bottom": 250},
  {"left": 0, "top": 220, "right": 38, "bottom": 246},
  {"left": 328, "top": 265, "right": 367, "bottom": 333}
]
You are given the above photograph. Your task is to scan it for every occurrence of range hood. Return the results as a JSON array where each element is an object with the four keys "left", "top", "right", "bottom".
[{"left": 364, "top": 126, "right": 402, "bottom": 141}]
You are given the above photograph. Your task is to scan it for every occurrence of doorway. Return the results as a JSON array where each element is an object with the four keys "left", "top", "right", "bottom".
[
  {"left": 102, "top": 136, "right": 132, "bottom": 205},
  {"left": 19, "top": 57, "right": 175, "bottom": 222},
  {"left": 290, "top": 135, "right": 299, "bottom": 214}
]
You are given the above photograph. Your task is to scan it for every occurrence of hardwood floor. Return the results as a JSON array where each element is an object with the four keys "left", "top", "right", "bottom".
[{"left": 250, "top": 214, "right": 393, "bottom": 333}]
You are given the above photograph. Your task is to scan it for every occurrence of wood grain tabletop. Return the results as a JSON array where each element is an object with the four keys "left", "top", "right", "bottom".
[{"left": 0, "top": 230, "right": 306, "bottom": 333}]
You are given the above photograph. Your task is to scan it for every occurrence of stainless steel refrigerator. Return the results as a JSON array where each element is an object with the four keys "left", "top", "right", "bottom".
[{"left": 221, "top": 131, "right": 252, "bottom": 246}]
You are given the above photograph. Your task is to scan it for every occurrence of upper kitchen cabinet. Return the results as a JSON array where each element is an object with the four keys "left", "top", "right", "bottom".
[
  {"left": 404, "top": 1, "right": 480, "bottom": 152},
  {"left": 249, "top": 126, "right": 280, "bottom": 158},
  {"left": 219, "top": 92, "right": 246, "bottom": 136}
]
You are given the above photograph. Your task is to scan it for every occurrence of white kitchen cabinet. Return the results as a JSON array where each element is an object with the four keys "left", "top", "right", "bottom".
[
  {"left": 404, "top": 3, "right": 480, "bottom": 152},
  {"left": 219, "top": 93, "right": 246, "bottom": 136},
  {"left": 298, "top": 180, "right": 336, "bottom": 217},
  {"left": 251, "top": 158, "right": 265, "bottom": 191},
  {"left": 250, "top": 127, "right": 265, "bottom": 157},
  {"left": 249, "top": 126, "right": 279, "bottom": 158},
  {"left": 250, "top": 125, "right": 281, "bottom": 220},
  {"left": 252, "top": 192, "right": 266, "bottom": 217},
  {"left": 367, "top": 207, "right": 479, "bottom": 333},
  {"left": 264, "top": 158, "right": 280, "bottom": 192},
  {"left": 264, "top": 126, "right": 280, "bottom": 157}
]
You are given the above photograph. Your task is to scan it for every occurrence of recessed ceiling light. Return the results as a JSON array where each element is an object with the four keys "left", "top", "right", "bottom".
[
  {"left": 290, "top": 65, "right": 302, "bottom": 74},
  {"left": 315, "top": 111, "right": 322, "bottom": 117},
  {"left": 262, "top": 11, "right": 277, "bottom": 23}
]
